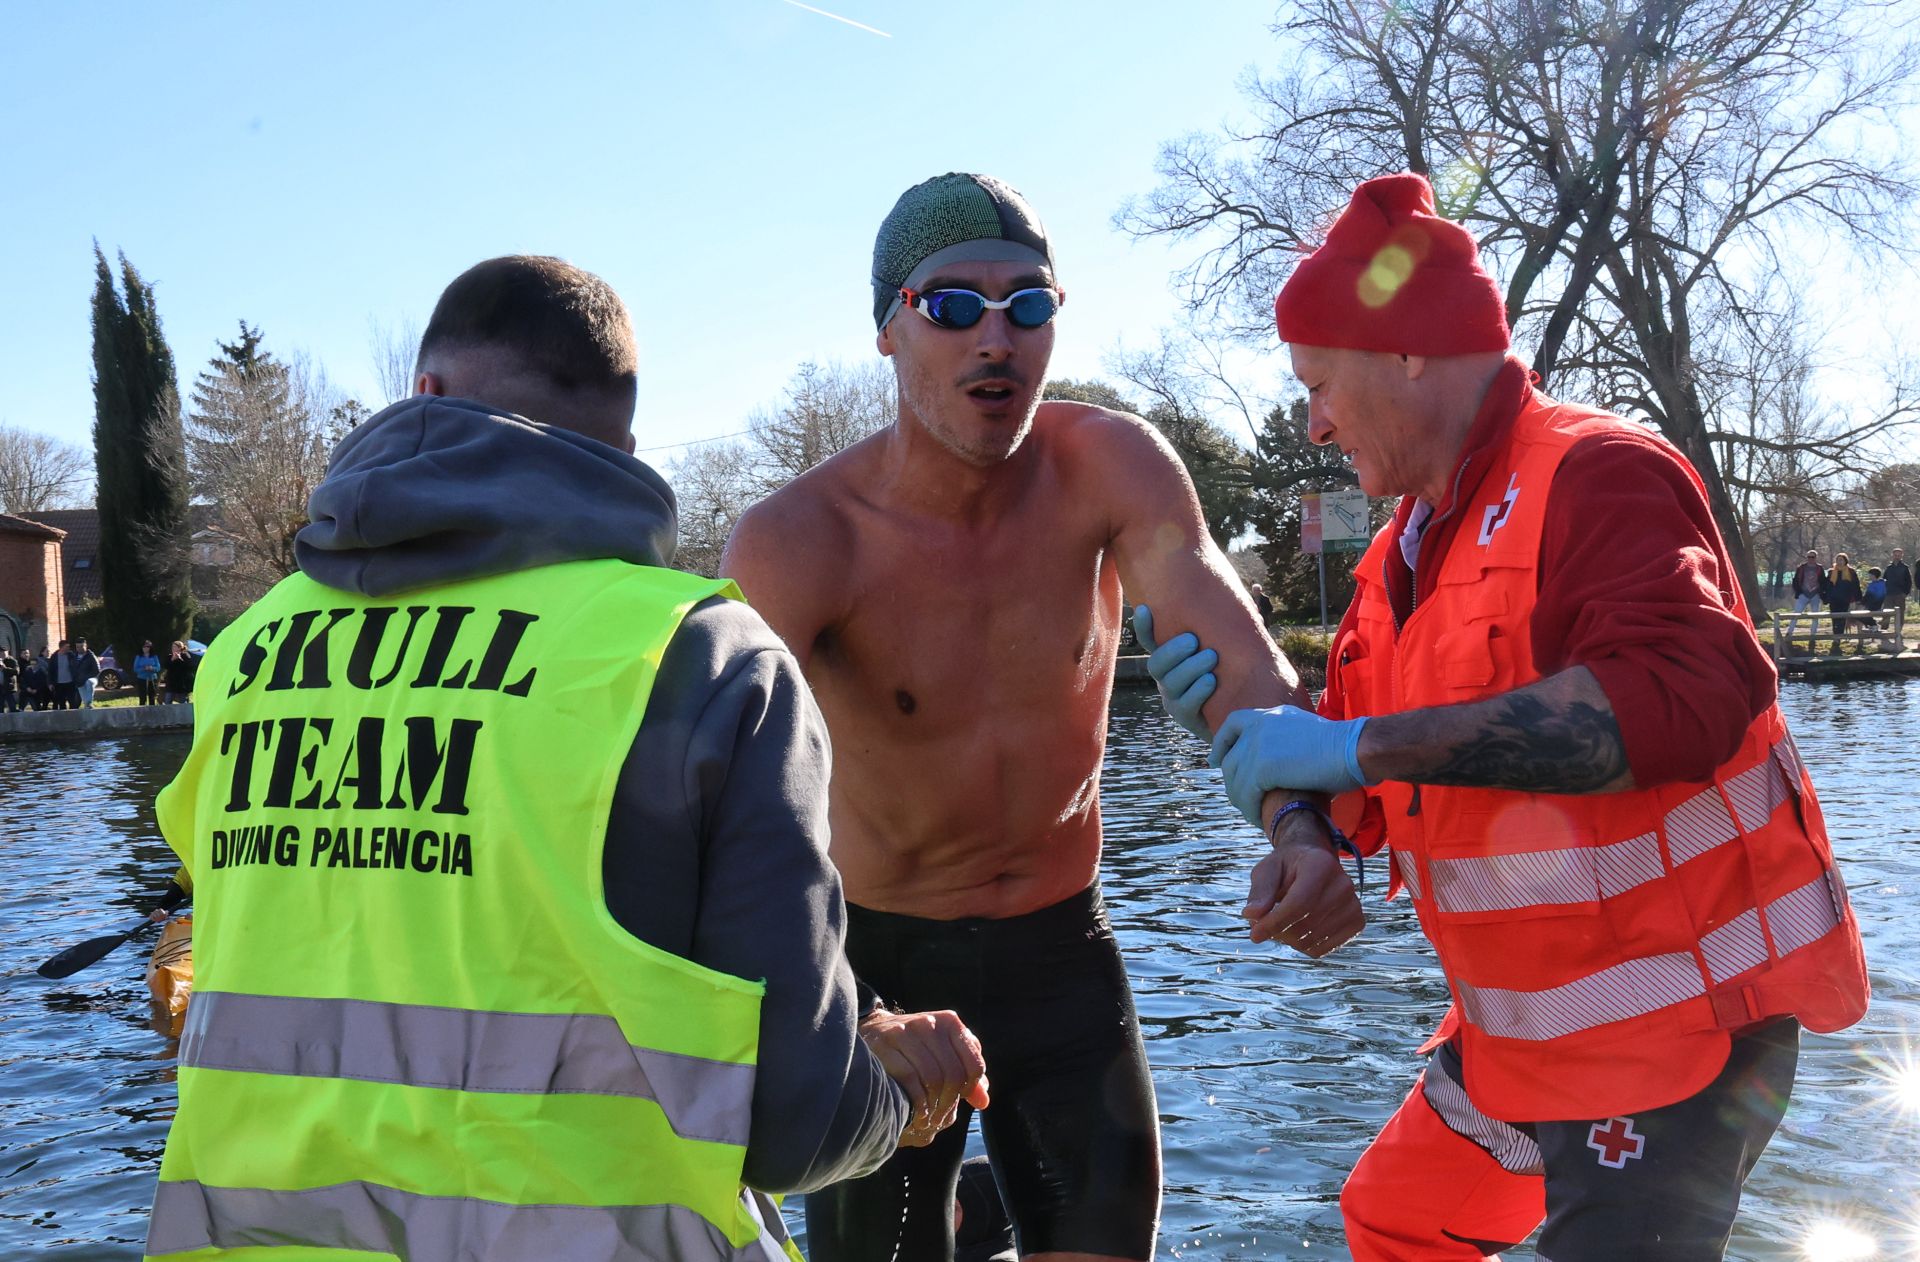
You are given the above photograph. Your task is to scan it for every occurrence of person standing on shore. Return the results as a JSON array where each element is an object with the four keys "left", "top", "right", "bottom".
[
  {"left": 73, "top": 637, "right": 100, "bottom": 707},
  {"left": 48, "top": 639, "right": 77, "bottom": 709},
  {"left": 19, "top": 649, "right": 49, "bottom": 710},
  {"left": 1885, "top": 547, "right": 1912, "bottom": 610},
  {"left": 725, "top": 172, "right": 1352, "bottom": 1262},
  {"left": 1250, "top": 583, "right": 1275, "bottom": 624},
  {"left": 144, "top": 256, "right": 973, "bottom": 1260},
  {"left": 133, "top": 641, "right": 162, "bottom": 706},
  {"left": 0, "top": 646, "right": 18, "bottom": 713},
  {"left": 160, "top": 641, "right": 195, "bottom": 703},
  {"left": 1827, "top": 552, "right": 1862, "bottom": 649},
  {"left": 1151, "top": 174, "right": 1869, "bottom": 1261},
  {"left": 1791, "top": 549, "right": 1827, "bottom": 613}
]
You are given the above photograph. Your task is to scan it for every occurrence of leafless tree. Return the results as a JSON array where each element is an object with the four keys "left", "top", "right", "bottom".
[
  {"left": 664, "top": 359, "right": 896, "bottom": 576},
  {"left": 666, "top": 439, "right": 762, "bottom": 578},
  {"left": 368, "top": 316, "right": 423, "bottom": 408},
  {"left": 1121, "top": 0, "right": 1920, "bottom": 616},
  {"left": 750, "top": 359, "right": 896, "bottom": 482},
  {"left": 0, "top": 424, "right": 91, "bottom": 514}
]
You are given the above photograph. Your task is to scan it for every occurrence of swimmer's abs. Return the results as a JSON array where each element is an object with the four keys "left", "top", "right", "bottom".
[{"left": 830, "top": 816, "right": 1104, "bottom": 920}]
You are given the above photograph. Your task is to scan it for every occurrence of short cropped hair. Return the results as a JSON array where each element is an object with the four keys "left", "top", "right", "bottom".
[{"left": 416, "top": 256, "right": 637, "bottom": 397}]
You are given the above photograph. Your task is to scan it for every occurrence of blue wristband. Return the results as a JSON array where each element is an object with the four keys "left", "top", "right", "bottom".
[{"left": 1267, "top": 800, "right": 1366, "bottom": 889}]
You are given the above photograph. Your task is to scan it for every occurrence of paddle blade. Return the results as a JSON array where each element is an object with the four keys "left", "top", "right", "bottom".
[{"left": 37, "top": 917, "right": 153, "bottom": 980}]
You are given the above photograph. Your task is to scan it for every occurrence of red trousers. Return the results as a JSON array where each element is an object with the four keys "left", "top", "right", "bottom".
[
  {"left": 1342, "top": 1023, "right": 1798, "bottom": 1261},
  {"left": 1342, "top": 1068, "right": 1544, "bottom": 1261}
]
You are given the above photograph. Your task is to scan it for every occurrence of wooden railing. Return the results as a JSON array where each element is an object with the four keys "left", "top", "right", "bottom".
[{"left": 1769, "top": 604, "right": 1909, "bottom": 662}]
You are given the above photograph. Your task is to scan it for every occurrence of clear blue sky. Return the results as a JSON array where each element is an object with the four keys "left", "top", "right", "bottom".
[{"left": 0, "top": 1, "right": 1288, "bottom": 471}]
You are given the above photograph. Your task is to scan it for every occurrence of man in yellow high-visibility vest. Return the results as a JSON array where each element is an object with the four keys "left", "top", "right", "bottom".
[{"left": 146, "top": 255, "right": 984, "bottom": 1261}]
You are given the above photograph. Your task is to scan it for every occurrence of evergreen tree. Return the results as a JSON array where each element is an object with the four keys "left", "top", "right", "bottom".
[
  {"left": 91, "top": 245, "right": 195, "bottom": 655},
  {"left": 186, "top": 323, "right": 343, "bottom": 585},
  {"left": 187, "top": 321, "right": 291, "bottom": 498}
]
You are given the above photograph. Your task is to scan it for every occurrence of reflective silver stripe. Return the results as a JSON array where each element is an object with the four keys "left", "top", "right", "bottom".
[
  {"left": 1425, "top": 752, "right": 1793, "bottom": 915},
  {"left": 181, "top": 992, "right": 754, "bottom": 1146},
  {"left": 1457, "top": 873, "right": 1843, "bottom": 1041},
  {"left": 1420, "top": 1053, "right": 1543, "bottom": 1175},
  {"left": 147, "top": 1179, "right": 774, "bottom": 1261},
  {"left": 1393, "top": 848, "right": 1423, "bottom": 899},
  {"left": 1700, "top": 874, "right": 1845, "bottom": 985}
]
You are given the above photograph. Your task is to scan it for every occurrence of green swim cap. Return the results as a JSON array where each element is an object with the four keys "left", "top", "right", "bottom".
[{"left": 872, "top": 173, "right": 1056, "bottom": 329}]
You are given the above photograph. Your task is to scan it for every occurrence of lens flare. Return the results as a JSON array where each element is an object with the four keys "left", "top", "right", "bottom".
[
  {"left": 1801, "top": 1219, "right": 1878, "bottom": 1260},
  {"left": 1861, "top": 1041, "right": 1920, "bottom": 1119}
]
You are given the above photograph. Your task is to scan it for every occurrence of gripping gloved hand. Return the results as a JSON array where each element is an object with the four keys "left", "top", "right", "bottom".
[
  {"left": 1209, "top": 706, "right": 1371, "bottom": 825},
  {"left": 1131, "top": 605, "right": 1217, "bottom": 742}
]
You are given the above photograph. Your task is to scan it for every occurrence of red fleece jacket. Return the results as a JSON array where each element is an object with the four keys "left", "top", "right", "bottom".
[{"left": 1372, "top": 359, "right": 1776, "bottom": 788}]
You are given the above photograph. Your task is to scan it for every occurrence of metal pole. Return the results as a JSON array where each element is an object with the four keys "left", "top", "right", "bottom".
[{"left": 1317, "top": 551, "right": 1329, "bottom": 636}]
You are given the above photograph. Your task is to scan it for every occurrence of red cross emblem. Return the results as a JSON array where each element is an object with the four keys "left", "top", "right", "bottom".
[{"left": 1586, "top": 1117, "right": 1645, "bottom": 1168}]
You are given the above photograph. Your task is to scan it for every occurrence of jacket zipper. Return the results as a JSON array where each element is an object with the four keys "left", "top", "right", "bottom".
[{"left": 1393, "top": 456, "right": 1475, "bottom": 635}]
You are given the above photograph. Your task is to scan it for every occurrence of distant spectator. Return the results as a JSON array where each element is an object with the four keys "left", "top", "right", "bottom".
[
  {"left": 134, "top": 640, "right": 163, "bottom": 706},
  {"left": 1250, "top": 582, "right": 1275, "bottom": 624},
  {"left": 1791, "top": 549, "right": 1827, "bottom": 613},
  {"left": 0, "top": 648, "right": 17, "bottom": 714},
  {"left": 1865, "top": 568, "right": 1887, "bottom": 611},
  {"left": 20, "top": 649, "right": 50, "bottom": 710},
  {"left": 162, "top": 641, "right": 196, "bottom": 704},
  {"left": 74, "top": 637, "right": 101, "bottom": 708},
  {"left": 1887, "top": 549, "right": 1913, "bottom": 609},
  {"left": 1827, "top": 552, "right": 1863, "bottom": 650},
  {"left": 49, "top": 639, "right": 79, "bottom": 709}
]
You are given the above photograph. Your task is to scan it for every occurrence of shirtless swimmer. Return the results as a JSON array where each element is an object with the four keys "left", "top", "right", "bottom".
[{"left": 723, "top": 173, "right": 1365, "bottom": 1262}]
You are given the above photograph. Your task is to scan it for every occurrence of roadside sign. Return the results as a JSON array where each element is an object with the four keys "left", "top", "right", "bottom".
[
  {"left": 1302, "top": 489, "right": 1369, "bottom": 555},
  {"left": 1322, "top": 489, "right": 1371, "bottom": 546},
  {"left": 1300, "top": 493, "right": 1324, "bottom": 554}
]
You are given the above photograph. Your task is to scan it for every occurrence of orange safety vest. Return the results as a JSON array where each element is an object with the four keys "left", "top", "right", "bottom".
[{"left": 1325, "top": 391, "right": 1869, "bottom": 1123}]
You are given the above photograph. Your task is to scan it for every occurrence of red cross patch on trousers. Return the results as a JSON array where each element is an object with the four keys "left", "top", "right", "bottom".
[{"left": 1586, "top": 1117, "right": 1646, "bottom": 1168}]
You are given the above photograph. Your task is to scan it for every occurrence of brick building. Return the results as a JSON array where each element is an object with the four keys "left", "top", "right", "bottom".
[{"left": 0, "top": 512, "right": 67, "bottom": 653}]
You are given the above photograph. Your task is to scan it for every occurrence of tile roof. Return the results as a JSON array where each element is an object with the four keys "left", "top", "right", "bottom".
[
  {"left": 0, "top": 512, "right": 66, "bottom": 541},
  {"left": 20, "top": 508, "right": 102, "bottom": 603}
]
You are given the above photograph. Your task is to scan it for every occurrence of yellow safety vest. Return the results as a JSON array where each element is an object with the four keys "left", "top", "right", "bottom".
[{"left": 145, "top": 559, "right": 802, "bottom": 1261}]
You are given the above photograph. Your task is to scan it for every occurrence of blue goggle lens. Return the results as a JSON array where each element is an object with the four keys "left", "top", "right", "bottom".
[
  {"left": 1006, "top": 290, "right": 1059, "bottom": 328},
  {"left": 925, "top": 291, "right": 988, "bottom": 328}
]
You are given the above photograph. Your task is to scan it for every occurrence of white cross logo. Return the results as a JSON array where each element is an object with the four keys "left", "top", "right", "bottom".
[{"left": 1478, "top": 474, "right": 1521, "bottom": 545}]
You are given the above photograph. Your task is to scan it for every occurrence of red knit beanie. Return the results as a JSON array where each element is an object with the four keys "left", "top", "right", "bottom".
[{"left": 1274, "top": 173, "right": 1509, "bottom": 355}]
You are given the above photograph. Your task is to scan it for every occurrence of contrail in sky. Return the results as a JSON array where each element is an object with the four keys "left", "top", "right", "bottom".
[{"left": 776, "top": 0, "right": 891, "bottom": 37}]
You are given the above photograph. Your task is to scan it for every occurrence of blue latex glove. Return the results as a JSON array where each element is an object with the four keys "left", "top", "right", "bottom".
[
  {"left": 1131, "top": 605, "right": 1217, "bottom": 741},
  {"left": 1209, "top": 706, "right": 1371, "bottom": 825}
]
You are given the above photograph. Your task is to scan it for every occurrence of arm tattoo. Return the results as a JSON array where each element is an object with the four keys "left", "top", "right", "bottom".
[{"left": 1421, "top": 692, "right": 1631, "bottom": 793}]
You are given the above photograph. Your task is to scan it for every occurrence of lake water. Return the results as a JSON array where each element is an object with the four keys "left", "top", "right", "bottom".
[{"left": 3, "top": 678, "right": 1917, "bottom": 1259}]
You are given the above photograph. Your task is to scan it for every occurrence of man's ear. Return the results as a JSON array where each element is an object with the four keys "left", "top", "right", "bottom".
[
  {"left": 876, "top": 322, "right": 897, "bottom": 359},
  {"left": 621, "top": 430, "right": 637, "bottom": 455},
  {"left": 416, "top": 371, "right": 446, "bottom": 397},
  {"left": 1401, "top": 354, "right": 1428, "bottom": 382}
]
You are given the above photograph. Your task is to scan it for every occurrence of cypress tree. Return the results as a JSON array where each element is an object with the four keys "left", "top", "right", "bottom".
[{"left": 91, "top": 245, "right": 195, "bottom": 655}]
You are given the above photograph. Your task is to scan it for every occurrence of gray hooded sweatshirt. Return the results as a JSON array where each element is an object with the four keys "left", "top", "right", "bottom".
[{"left": 294, "top": 395, "right": 907, "bottom": 1194}]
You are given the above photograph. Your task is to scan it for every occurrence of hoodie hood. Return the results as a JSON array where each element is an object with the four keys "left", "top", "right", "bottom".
[{"left": 295, "top": 395, "right": 678, "bottom": 596}]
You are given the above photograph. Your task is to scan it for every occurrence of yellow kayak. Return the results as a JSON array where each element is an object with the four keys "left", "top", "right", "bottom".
[{"left": 146, "top": 914, "right": 193, "bottom": 1037}]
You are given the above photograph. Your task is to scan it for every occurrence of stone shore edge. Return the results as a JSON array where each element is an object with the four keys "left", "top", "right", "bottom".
[{"left": 0, "top": 704, "right": 195, "bottom": 743}]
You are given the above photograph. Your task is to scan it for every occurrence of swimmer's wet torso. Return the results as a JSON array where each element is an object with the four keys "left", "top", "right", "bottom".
[{"left": 737, "top": 398, "right": 1132, "bottom": 921}]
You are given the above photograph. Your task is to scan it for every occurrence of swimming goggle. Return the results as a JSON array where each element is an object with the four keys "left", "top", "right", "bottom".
[{"left": 898, "top": 286, "right": 1064, "bottom": 330}]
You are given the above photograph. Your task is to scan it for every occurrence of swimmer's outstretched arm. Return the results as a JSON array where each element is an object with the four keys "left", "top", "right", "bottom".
[{"left": 1089, "top": 409, "right": 1362, "bottom": 956}]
